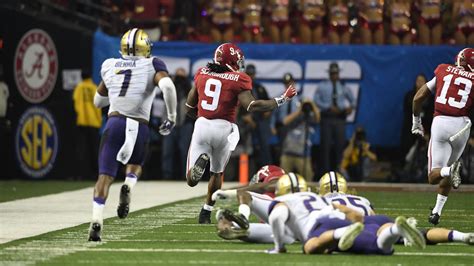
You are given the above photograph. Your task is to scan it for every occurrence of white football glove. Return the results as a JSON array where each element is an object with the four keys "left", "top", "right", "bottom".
[
  {"left": 411, "top": 115, "right": 424, "bottom": 137},
  {"left": 211, "top": 189, "right": 237, "bottom": 201}
]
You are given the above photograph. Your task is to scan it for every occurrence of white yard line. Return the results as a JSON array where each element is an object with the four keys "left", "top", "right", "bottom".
[
  {"left": 4, "top": 246, "right": 474, "bottom": 257},
  {"left": 0, "top": 181, "right": 239, "bottom": 244}
]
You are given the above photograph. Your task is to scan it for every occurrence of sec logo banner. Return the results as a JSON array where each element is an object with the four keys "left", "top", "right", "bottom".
[
  {"left": 14, "top": 29, "right": 58, "bottom": 103},
  {"left": 15, "top": 107, "right": 58, "bottom": 178}
]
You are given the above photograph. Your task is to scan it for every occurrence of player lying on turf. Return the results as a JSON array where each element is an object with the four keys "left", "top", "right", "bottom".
[
  {"left": 214, "top": 173, "right": 368, "bottom": 250},
  {"left": 214, "top": 167, "right": 387, "bottom": 243},
  {"left": 319, "top": 171, "right": 474, "bottom": 245},
  {"left": 214, "top": 171, "right": 425, "bottom": 255}
]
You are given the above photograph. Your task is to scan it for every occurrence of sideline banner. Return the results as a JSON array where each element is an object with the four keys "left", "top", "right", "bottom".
[
  {"left": 93, "top": 30, "right": 460, "bottom": 147},
  {"left": 1, "top": 7, "right": 93, "bottom": 179}
]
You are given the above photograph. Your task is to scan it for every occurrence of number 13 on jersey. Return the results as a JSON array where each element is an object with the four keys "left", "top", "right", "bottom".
[{"left": 201, "top": 78, "right": 222, "bottom": 111}]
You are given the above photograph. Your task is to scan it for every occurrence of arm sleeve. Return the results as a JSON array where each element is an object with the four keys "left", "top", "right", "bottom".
[
  {"left": 94, "top": 92, "right": 109, "bottom": 108},
  {"left": 426, "top": 77, "right": 436, "bottom": 93},
  {"left": 158, "top": 76, "right": 177, "bottom": 122}
]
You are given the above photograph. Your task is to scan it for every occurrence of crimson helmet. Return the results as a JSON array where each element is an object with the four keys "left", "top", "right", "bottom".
[
  {"left": 250, "top": 165, "right": 286, "bottom": 185},
  {"left": 455, "top": 48, "right": 474, "bottom": 72},
  {"left": 213, "top": 43, "right": 245, "bottom": 72}
]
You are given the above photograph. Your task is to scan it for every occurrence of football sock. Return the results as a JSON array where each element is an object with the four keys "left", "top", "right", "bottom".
[
  {"left": 92, "top": 197, "right": 105, "bottom": 223},
  {"left": 246, "top": 223, "right": 275, "bottom": 243},
  {"left": 433, "top": 194, "right": 448, "bottom": 215},
  {"left": 245, "top": 223, "right": 296, "bottom": 244},
  {"left": 333, "top": 225, "right": 351, "bottom": 240},
  {"left": 449, "top": 230, "right": 467, "bottom": 242},
  {"left": 269, "top": 205, "right": 289, "bottom": 250},
  {"left": 203, "top": 204, "right": 213, "bottom": 211},
  {"left": 376, "top": 225, "right": 400, "bottom": 251},
  {"left": 124, "top": 173, "right": 138, "bottom": 189},
  {"left": 440, "top": 167, "right": 450, "bottom": 177},
  {"left": 238, "top": 204, "right": 251, "bottom": 220}
]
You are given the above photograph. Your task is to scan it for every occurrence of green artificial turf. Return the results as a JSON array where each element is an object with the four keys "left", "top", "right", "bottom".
[
  {"left": 0, "top": 180, "right": 93, "bottom": 202},
  {"left": 0, "top": 191, "right": 473, "bottom": 265}
]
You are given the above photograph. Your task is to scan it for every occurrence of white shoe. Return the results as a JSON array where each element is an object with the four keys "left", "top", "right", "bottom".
[
  {"left": 449, "top": 161, "right": 462, "bottom": 189},
  {"left": 464, "top": 233, "right": 474, "bottom": 245},
  {"left": 338, "top": 222, "right": 364, "bottom": 251},
  {"left": 396, "top": 216, "right": 426, "bottom": 250},
  {"left": 403, "top": 217, "right": 418, "bottom": 247}
]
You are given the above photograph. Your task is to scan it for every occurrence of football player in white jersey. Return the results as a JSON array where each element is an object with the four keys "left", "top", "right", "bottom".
[
  {"left": 214, "top": 173, "right": 307, "bottom": 244},
  {"left": 213, "top": 173, "right": 365, "bottom": 251},
  {"left": 319, "top": 171, "right": 474, "bottom": 246},
  {"left": 320, "top": 171, "right": 375, "bottom": 216},
  {"left": 88, "top": 28, "right": 177, "bottom": 241}
]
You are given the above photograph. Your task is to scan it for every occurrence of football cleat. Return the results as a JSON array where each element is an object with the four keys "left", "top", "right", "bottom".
[
  {"left": 403, "top": 217, "right": 419, "bottom": 247},
  {"left": 338, "top": 222, "right": 364, "bottom": 251},
  {"left": 199, "top": 208, "right": 212, "bottom": 224},
  {"left": 396, "top": 216, "right": 426, "bottom": 250},
  {"left": 449, "top": 160, "right": 462, "bottom": 189},
  {"left": 220, "top": 209, "right": 249, "bottom": 230},
  {"left": 428, "top": 211, "right": 440, "bottom": 225},
  {"left": 188, "top": 153, "right": 209, "bottom": 187},
  {"left": 117, "top": 184, "right": 131, "bottom": 219},
  {"left": 88, "top": 222, "right": 102, "bottom": 242}
]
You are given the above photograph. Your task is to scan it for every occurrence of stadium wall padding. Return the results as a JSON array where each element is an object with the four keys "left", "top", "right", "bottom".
[
  {"left": 92, "top": 30, "right": 461, "bottom": 148},
  {"left": 1, "top": 7, "right": 93, "bottom": 179}
]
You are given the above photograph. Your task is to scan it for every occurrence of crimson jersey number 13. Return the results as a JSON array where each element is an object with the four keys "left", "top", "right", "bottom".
[{"left": 436, "top": 74, "right": 472, "bottom": 109}]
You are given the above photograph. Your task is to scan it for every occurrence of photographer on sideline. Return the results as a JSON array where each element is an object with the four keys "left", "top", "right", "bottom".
[
  {"left": 340, "top": 126, "right": 377, "bottom": 181},
  {"left": 280, "top": 97, "right": 320, "bottom": 181}
]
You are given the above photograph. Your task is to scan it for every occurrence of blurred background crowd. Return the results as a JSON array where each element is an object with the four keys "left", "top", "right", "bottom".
[
  {"left": 12, "top": 0, "right": 474, "bottom": 45},
  {"left": 2, "top": 0, "right": 474, "bottom": 185}
]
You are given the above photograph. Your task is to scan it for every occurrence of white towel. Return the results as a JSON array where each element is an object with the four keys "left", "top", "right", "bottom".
[
  {"left": 116, "top": 118, "right": 139, "bottom": 164},
  {"left": 227, "top": 123, "right": 240, "bottom": 151},
  {"left": 449, "top": 119, "right": 472, "bottom": 143}
]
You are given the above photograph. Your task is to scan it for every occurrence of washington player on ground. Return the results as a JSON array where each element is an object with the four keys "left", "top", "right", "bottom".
[
  {"left": 320, "top": 171, "right": 375, "bottom": 216},
  {"left": 267, "top": 187, "right": 425, "bottom": 254},
  {"left": 214, "top": 173, "right": 305, "bottom": 243},
  {"left": 319, "top": 171, "right": 474, "bottom": 245},
  {"left": 185, "top": 43, "right": 297, "bottom": 224},
  {"left": 412, "top": 48, "right": 474, "bottom": 225},
  {"left": 88, "top": 28, "right": 177, "bottom": 241}
]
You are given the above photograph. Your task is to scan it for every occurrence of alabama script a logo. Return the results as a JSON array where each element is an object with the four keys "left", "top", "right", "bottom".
[{"left": 14, "top": 29, "right": 58, "bottom": 103}]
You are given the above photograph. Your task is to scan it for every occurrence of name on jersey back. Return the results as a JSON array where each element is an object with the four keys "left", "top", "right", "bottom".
[
  {"left": 446, "top": 65, "right": 474, "bottom": 79},
  {"left": 115, "top": 61, "right": 137, "bottom": 68},
  {"left": 200, "top": 68, "right": 240, "bottom": 82}
]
